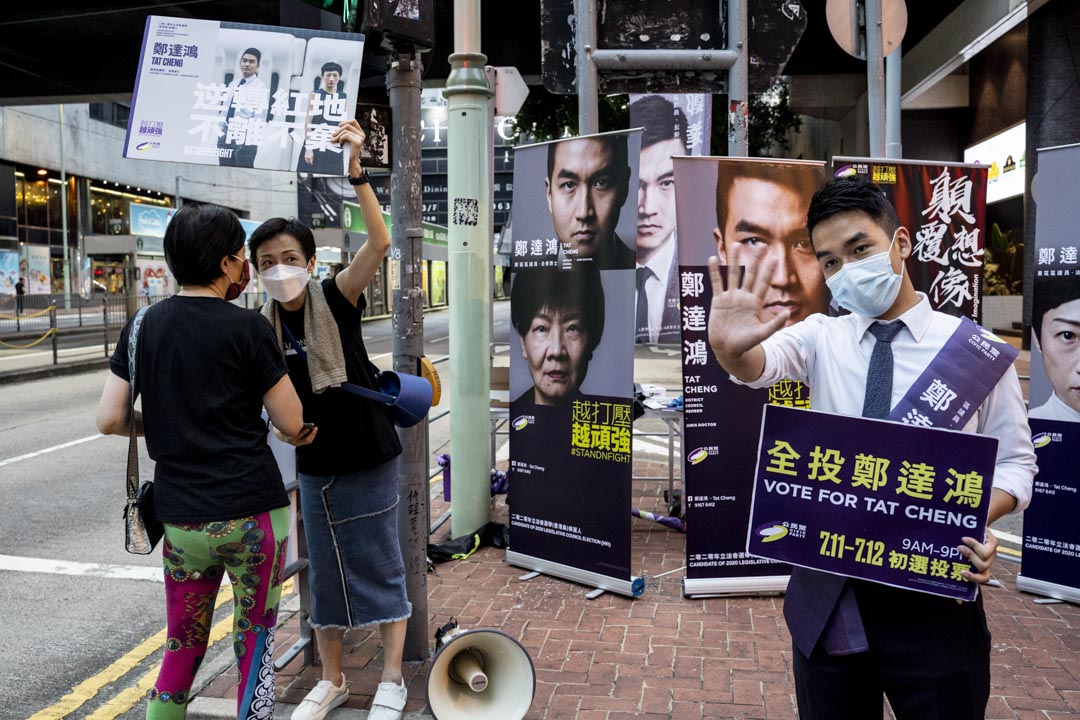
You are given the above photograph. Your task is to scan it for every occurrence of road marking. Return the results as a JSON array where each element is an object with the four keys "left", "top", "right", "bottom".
[
  {"left": 0, "top": 554, "right": 163, "bottom": 582},
  {"left": 432, "top": 335, "right": 450, "bottom": 343},
  {"left": 29, "top": 579, "right": 290, "bottom": 720},
  {"left": 999, "top": 546, "right": 1022, "bottom": 558},
  {"left": 369, "top": 352, "right": 391, "bottom": 361},
  {"left": 0, "top": 434, "right": 103, "bottom": 468}
]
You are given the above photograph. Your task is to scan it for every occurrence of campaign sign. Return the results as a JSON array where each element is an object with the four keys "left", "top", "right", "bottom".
[
  {"left": 747, "top": 405, "right": 998, "bottom": 601},
  {"left": 126, "top": 16, "right": 365, "bottom": 173},
  {"left": 1019, "top": 420, "right": 1080, "bottom": 595}
]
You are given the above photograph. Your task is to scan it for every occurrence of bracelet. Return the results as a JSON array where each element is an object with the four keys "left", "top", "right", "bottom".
[{"left": 347, "top": 169, "right": 370, "bottom": 186}]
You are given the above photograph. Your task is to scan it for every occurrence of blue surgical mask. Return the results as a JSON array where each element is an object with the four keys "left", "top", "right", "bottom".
[{"left": 825, "top": 230, "right": 905, "bottom": 318}]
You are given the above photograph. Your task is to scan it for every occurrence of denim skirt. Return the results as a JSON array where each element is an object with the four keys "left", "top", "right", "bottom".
[{"left": 299, "top": 456, "right": 412, "bottom": 629}]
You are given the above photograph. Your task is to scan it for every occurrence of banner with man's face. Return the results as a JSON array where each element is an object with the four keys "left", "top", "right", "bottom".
[
  {"left": 1017, "top": 143, "right": 1080, "bottom": 604},
  {"left": 507, "top": 131, "right": 641, "bottom": 594},
  {"left": 125, "top": 16, "right": 365, "bottom": 174},
  {"left": 629, "top": 94, "right": 712, "bottom": 344},
  {"left": 832, "top": 159, "right": 988, "bottom": 322},
  {"left": 674, "top": 157, "right": 827, "bottom": 593}
]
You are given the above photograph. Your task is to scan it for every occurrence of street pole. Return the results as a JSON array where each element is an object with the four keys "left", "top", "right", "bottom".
[
  {"left": 386, "top": 49, "right": 429, "bottom": 662},
  {"left": 445, "top": 0, "right": 494, "bottom": 538},
  {"left": 574, "top": 0, "right": 599, "bottom": 135},
  {"left": 59, "top": 104, "right": 71, "bottom": 308},
  {"left": 864, "top": 0, "right": 886, "bottom": 157},
  {"left": 885, "top": 45, "right": 902, "bottom": 159},
  {"left": 727, "top": 0, "right": 749, "bottom": 157},
  {"left": 175, "top": 176, "right": 183, "bottom": 209}
]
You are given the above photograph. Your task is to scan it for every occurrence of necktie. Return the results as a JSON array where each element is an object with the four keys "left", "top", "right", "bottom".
[
  {"left": 816, "top": 319, "right": 906, "bottom": 656},
  {"left": 226, "top": 78, "right": 246, "bottom": 121},
  {"left": 862, "top": 321, "right": 905, "bottom": 419},
  {"left": 635, "top": 266, "right": 652, "bottom": 343}
]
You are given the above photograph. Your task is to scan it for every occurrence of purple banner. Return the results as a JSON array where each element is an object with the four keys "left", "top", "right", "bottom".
[
  {"left": 1019, "top": 421, "right": 1080, "bottom": 591},
  {"left": 747, "top": 405, "right": 997, "bottom": 601}
]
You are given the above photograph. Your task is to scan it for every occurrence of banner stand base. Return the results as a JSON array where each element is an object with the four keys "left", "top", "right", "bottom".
[
  {"left": 506, "top": 550, "right": 645, "bottom": 598},
  {"left": 683, "top": 574, "right": 789, "bottom": 598},
  {"left": 1015, "top": 574, "right": 1080, "bottom": 605}
]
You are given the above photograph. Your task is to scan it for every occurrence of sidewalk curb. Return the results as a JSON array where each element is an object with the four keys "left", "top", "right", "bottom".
[
  {"left": 185, "top": 697, "right": 434, "bottom": 719},
  {"left": 0, "top": 358, "right": 110, "bottom": 385}
]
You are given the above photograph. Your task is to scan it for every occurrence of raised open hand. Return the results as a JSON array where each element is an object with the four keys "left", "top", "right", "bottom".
[{"left": 707, "top": 243, "right": 790, "bottom": 366}]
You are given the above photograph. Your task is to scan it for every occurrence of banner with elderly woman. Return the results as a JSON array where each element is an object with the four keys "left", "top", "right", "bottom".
[
  {"left": 507, "top": 131, "right": 642, "bottom": 597},
  {"left": 125, "top": 16, "right": 365, "bottom": 174},
  {"left": 1016, "top": 143, "right": 1080, "bottom": 604}
]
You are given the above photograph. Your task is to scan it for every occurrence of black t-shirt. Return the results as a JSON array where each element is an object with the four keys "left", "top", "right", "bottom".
[
  {"left": 109, "top": 296, "right": 289, "bottom": 523},
  {"left": 279, "top": 277, "right": 402, "bottom": 476}
]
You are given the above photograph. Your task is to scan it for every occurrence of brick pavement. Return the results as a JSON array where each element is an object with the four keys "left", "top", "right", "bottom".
[{"left": 195, "top": 456, "right": 1080, "bottom": 719}]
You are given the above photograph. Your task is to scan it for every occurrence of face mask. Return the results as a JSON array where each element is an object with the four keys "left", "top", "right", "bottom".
[
  {"left": 224, "top": 255, "right": 250, "bottom": 301},
  {"left": 261, "top": 264, "right": 311, "bottom": 303},
  {"left": 825, "top": 230, "right": 905, "bottom": 318}
]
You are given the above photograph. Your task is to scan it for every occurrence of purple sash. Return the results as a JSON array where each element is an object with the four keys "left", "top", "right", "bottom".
[{"left": 888, "top": 317, "right": 1019, "bottom": 431}]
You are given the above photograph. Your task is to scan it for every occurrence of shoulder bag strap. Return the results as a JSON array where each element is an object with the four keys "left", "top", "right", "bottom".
[
  {"left": 279, "top": 319, "right": 395, "bottom": 405},
  {"left": 126, "top": 306, "right": 150, "bottom": 502}
]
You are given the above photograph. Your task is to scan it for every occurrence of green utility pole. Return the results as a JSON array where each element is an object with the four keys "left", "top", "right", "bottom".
[{"left": 445, "top": 0, "right": 494, "bottom": 537}]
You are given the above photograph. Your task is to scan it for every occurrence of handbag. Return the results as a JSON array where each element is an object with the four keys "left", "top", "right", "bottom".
[{"left": 123, "top": 306, "right": 164, "bottom": 554}]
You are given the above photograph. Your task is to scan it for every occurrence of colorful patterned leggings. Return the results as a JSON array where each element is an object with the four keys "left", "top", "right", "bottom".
[{"left": 146, "top": 507, "right": 290, "bottom": 720}]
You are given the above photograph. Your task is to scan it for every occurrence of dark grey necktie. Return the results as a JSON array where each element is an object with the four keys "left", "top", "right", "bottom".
[
  {"left": 814, "top": 319, "right": 907, "bottom": 656},
  {"left": 862, "top": 321, "right": 905, "bottom": 419},
  {"left": 635, "top": 266, "right": 652, "bottom": 343}
]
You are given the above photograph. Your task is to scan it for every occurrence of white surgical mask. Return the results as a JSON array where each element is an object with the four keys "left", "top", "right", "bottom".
[
  {"left": 261, "top": 264, "right": 310, "bottom": 303},
  {"left": 825, "top": 230, "right": 905, "bottom": 318}
]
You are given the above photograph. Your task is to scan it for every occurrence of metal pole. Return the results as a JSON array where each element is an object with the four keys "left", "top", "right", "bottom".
[
  {"left": 175, "top": 177, "right": 182, "bottom": 208},
  {"left": 885, "top": 45, "right": 902, "bottom": 159},
  {"left": 574, "top": 0, "right": 599, "bottom": 135},
  {"left": 59, "top": 105, "right": 71, "bottom": 310},
  {"left": 727, "top": 0, "right": 749, "bottom": 156},
  {"left": 387, "top": 49, "right": 429, "bottom": 663},
  {"left": 864, "top": 0, "right": 886, "bottom": 157},
  {"left": 445, "top": 0, "right": 493, "bottom": 538}
]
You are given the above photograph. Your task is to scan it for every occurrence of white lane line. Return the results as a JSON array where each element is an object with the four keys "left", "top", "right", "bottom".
[
  {"left": 0, "top": 555, "right": 163, "bottom": 583},
  {"left": 0, "top": 346, "right": 108, "bottom": 363},
  {"left": 633, "top": 438, "right": 673, "bottom": 456},
  {"left": 995, "top": 530, "right": 1022, "bottom": 545},
  {"left": 0, "top": 433, "right": 104, "bottom": 468},
  {"left": 431, "top": 335, "right": 450, "bottom": 343},
  {"left": 368, "top": 352, "right": 392, "bottom": 361}
]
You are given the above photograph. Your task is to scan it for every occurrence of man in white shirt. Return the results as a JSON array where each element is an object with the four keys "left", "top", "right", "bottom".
[
  {"left": 218, "top": 47, "right": 267, "bottom": 168},
  {"left": 707, "top": 176, "right": 1036, "bottom": 719},
  {"left": 1029, "top": 277, "right": 1080, "bottom": 422},
  {"left": 634, "top": 96, "right": 685, "bottom": 344}
]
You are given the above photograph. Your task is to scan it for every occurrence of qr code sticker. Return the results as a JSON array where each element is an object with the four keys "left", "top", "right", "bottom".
[{"left": 453, "top": 198, "right": 479, "bottom": 226}]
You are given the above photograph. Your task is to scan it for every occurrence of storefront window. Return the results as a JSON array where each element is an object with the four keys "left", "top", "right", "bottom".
[{"left": 430, "top": 261, "right": 447, "bottom": 306}]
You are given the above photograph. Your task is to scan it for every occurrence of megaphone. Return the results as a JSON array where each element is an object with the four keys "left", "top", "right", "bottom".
[{"left": 427, "top": 620, "right": 535, "bottom": 720}]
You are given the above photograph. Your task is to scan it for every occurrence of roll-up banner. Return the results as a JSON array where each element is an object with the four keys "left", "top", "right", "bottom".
[
  {"left": 507, "top": 130, "right": 644, "bottom": 597},
  {"left": 832, "top": 158, "right": 988, "bottom": 323},
  {"left": 674, "top": 157, "right": 827, "bottom": 596},
  {"left": 1017, "top": 143, "right": 1080, "bottom": 603},
  {"left": 125, "top": 16, "right": 365, "bottom": 174},
  {"left": 628, "top": 94, "right": 712, "bottom": 344}
]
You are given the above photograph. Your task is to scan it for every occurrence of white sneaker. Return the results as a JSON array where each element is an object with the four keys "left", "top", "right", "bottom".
[
  {"left": 291, "top": 673, "right": 350, "bottom": 720},
  {"left": 368, "top": 679, "right": 407, "bottom": 720}
]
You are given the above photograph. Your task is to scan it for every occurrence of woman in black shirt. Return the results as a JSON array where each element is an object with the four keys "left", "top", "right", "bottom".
[
  {"left": 252, "top": 119, "right": 410, "bottom": 720},
  {"left": 96, "top": 203, "right": 310, "bottom": 719}
]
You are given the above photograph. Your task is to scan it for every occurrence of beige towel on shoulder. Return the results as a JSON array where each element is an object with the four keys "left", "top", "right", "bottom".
[{"left": 261, "top": 278, "right": 347, "bottom": 393}]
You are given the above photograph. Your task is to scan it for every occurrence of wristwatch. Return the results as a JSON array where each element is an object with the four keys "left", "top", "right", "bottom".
[{"left": 347, "top": 169, "right": 370, "bottom": 186}]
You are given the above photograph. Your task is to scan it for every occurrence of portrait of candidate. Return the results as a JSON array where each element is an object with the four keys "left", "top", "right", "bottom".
[
  {"left": 218, "top": 47, "right": 267, "bottom": 169},
  {"left": 634, "top": 95, "right": 687, "bottom": 344},
  {"left": 1030, "top": 276, "right": 1080, "bottom": 422},
  {"left": 713, "top": 162, "right": 829, "bottom": 325},
  {"left": 546, "top": 135, "right": 636, "bottom": 271},
  {"left": 511, "top": 267, "right": 606, "bottom": 406}
]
